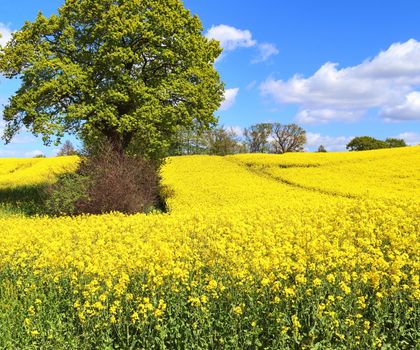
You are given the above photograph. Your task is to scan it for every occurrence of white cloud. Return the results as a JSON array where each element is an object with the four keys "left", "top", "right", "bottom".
[
  {"left": 306, "top": 132, "right": 353, "bottom": 152},
  {"left": 219, "top": 88, "right": 239, "bottom": 111},
  {"left": 295, "top": 108, "right": 363, "bottom": 124},
  {"left": 396, "top": 131, "right": 420, "bottom": 145},
  {"left": 206, "top": 25, "right": 256, "bottom": 51},
  {"left": 380, "top": 91, "right": 420, "bottom": 121},
  {"left": 260, "top": 39, "right": 420, "bottom": 123},
  {"left": 24, "top": 150, "right": 44, "bottom": 158},
  {"left": 252, "top": 43, "right": 279, "bottom": 63},
  {"left": 206, "top": 24, "right": 278, "bottom": 64},
  {"left": 0, "top": 23, "right": 12, "bottom": 47}
]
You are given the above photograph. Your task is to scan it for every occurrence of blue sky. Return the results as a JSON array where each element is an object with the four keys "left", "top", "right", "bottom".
[{"left": 1, "top": 0, "right": 420, "bottom": 155}]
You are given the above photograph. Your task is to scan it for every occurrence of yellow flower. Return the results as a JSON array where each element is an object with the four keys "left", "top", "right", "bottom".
[
  {"left": 28, "top": 305, "right": 35, "bottom": 315},
  {"left": 326, "top": 274, "right": 336, "bottom": 284},
  {"left": 232, "top": 306, "right": 243, "bottom": 316},
  {"left": 261, "top": 277, "right": 270, "bottom": 287},
  {"left": 131, "top": 312, "right": 139, "bottom": 324},
  {"left": 339, "top": 281, "right": 351, "bottom": 295},
  {"left": 313, "top": 278, "right": 322, "bottom": 287},
  {"left": 291, "top": 314, "right": 301, "bottom": 330}
]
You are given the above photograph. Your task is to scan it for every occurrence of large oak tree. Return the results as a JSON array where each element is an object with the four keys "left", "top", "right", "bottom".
[{"left": 0, "top": 0, "right": 224, "bottom": 156}]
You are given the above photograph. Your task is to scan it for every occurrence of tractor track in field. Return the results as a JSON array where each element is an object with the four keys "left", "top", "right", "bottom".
[{"left": 225, "top": 157, "right": 360, "bottom": 200}]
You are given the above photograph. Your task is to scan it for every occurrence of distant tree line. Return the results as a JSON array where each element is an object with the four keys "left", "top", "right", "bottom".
[
  {"left": 167, "top": 122, "right": 307, "bottom": 156},
  {"left": 57, "top": 127, "right": 409, "bottom": 158}
]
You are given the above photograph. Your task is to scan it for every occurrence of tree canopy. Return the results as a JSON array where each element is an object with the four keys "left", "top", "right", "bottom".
[
  {"left": 57, "top": 140, "right": 78, "bottom": 156},
  {"left": 384, "top": 138, "right": 407, "bottom": 148},
  {"left": 346, "top": 136, "right": 407, "bottom": 151},
  {"left": 317, "top": 145, "right": 327, "bottom": 152},
  {"left": 244, "top": 123, "right": 273, "bottom": 153},
  {"left": 271, "top": 123, "right": 306, "bottom": 154},
  {"left": 0, "top": 0, "right": 224, "bottom": 156}
]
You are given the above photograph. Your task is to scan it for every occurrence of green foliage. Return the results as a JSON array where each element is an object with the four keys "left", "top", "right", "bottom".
[
  {"left": 317, "top": 145, "right": 327, "bottom": 152},
  {"left": 347, "top": 136, "right": 386, "bottom": 151},
  {"left": 165, "top": 123, "right": 208, "bottom": 156},
  {"left": 0, "top": 270, "right": 417, "bottom": 349},
  {"left": 206, "top": 126, "right": 241, "bottom": 156},
  {"left": 44, "top": 172, "right": 89, "bottom": 216},
  {"left": 0, "top": 185, "right": 47, "bottom": 216},
  {"left": 0, "top": 0, "right": 224, "bottom": 158},
  {"left": 347, "top": 136, "right": 407, "bottom": 151},
  {"left": 168, "top": 124, "right": 241, "bottom": 156},
  {"left": 384, "top": 138, "right": 407, "bottom": 148}
]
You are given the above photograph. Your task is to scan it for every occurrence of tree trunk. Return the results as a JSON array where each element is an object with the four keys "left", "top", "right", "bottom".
[{"left": 103, "top": 129, "right": 133, "bottom": 157}]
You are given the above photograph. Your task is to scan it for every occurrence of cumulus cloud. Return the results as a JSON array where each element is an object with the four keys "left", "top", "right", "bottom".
[
  {"left": 306, "top": 132, "right": 353, "bottom": 152},
  {"left": 219, "top": 88, "right": 239, "bottom": 111},
  {"left": 252, "top": 43, "right": 279, "bottom": 63},
  {"left": 206, "top": 25, "right": 256, "bottom": 51},
  {"left": 0, "top": 23, "right": 12, "bottom": 47},
  {"left": 380, "top": 91, "right": 420, "bottom": 121},
  {"left": 206, "top": 24, "right": 277, "bottom": 64},
  {"left": 260, "top": 39, "right": 420, "bottom": 123},
  {"left": 396, "top": 131, "right": 420, "bottom": 145}
]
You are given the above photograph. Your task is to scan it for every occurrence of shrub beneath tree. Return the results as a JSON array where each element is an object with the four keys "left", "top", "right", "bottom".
[{"left": 46, "top": 143, "right": 161, "bottom": 216}]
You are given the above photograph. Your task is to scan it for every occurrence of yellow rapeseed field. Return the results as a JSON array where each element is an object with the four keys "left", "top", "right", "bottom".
[
  {"left": 0, "top": 156, "right": 78, "bottom": 189},
  {"left": 0, "top": 147, "right": 418, "bottom": 349}
]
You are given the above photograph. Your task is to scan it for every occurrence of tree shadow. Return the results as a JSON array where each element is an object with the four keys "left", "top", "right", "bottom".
[
  {"left": 0, "top": 184, "right": 48, "bottom": 216},
  {"left": 0, "top": 180, "right": 171, "bottom": 217}
]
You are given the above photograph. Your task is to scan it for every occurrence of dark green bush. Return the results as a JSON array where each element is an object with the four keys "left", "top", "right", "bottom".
[{"left": 44, "top": 173, "right": 90, "bottom": 216}]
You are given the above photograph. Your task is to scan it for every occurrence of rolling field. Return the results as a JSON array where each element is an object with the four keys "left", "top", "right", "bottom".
[{"left": 0, "top": 147, "right": 419, "bottom": 349}]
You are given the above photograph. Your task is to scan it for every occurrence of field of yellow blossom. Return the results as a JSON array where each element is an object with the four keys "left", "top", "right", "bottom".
[{"left": 0, "top": 147, "right": 419, "bottom": 349}]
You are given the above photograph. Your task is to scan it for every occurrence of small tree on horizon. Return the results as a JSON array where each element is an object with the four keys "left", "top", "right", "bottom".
[
  {"left": 244, "top": 123, "right": 273, "bottom": 153},
  {"left": 271, "top": 123, "right": 306, "bottom": 154},
  {"left": 57, "top": 140, "right": 78, "bottom": 156},
  {"left": 317, "top": 145, "right": 327, "bottom": 152}
]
